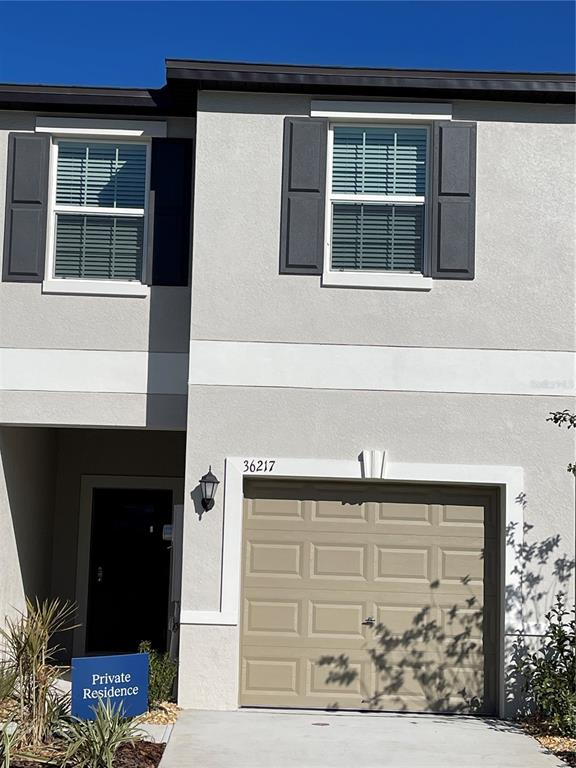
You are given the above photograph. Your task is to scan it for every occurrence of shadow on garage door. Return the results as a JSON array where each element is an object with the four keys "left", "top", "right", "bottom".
[{"left": 240, "top": 479, "right": 500, "bottom": 714}]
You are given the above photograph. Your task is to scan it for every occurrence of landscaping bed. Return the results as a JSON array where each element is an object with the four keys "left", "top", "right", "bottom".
[
  {"left": 524, "top": 721, "right": 576, "bottom": 767},
  {"left": 1, "top": 599, "right": 179, "bottom": 768},
  {"left": 11, "top": 741, "right": 166, "bottom": 768}
]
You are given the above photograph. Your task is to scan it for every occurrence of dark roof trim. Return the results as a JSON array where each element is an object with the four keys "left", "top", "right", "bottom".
[
  {"left": 0, "top": 83, "right": 196, "bottom": 116},
  {"left": 166, "top": 59, "right": 576, "bottom": 104},
  {"left": 0, "top": 61, "right": 573, "bottom": 113}
]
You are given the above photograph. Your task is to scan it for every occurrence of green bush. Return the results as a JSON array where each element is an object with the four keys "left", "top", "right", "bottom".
[
  {"left": 138, "top": 641, "right": 177, "bottom": 707},
  {"left": 515, "top": 594, "right": 576, "bottom": 736},
  {"left": 63, "top": 699, "right": 143, "bottom": 768}
]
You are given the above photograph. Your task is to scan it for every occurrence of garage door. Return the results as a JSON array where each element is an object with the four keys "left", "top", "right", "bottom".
[{"left": 240, "top": 480, "right": 498, "bottom": 713}]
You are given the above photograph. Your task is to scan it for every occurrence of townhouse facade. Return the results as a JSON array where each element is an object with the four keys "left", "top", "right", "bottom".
[{"left": 0, "top": 61, "right": 574, "bottom": 717}]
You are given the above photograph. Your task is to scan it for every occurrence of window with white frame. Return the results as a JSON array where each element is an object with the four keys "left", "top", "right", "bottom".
[
  {"left": 328, "top": 125, "right": 428, "bottom": 273},
  {"left": 51, "top": 140, "right": 148, "bottom": 282}
]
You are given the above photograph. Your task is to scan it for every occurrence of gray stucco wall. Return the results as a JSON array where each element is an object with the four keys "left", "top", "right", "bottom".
[
  {"left": 0, "top": 425, "right": 186, "bottom": 650},
  {"left": 191, "top": 92, "right": 575, "bottom": 351},
  {"left": 179, "top": 91, "right": 575, "bottom": 712},
  {"left": 0, "top": 111, "right": 194, "bottom": 354},
  {"left": 0, "top": 112, "right": 194, "bottom": 429},
  {"left": 179, "top": 385, "right": 576, "bottom": 711},
  {"left": 0, "top": 426, "right": 57, "bottom": 619}
]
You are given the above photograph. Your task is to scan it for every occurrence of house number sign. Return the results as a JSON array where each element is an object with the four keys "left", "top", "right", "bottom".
[{"left": 243, "top": 459, "right": 276, "bottom": 473}]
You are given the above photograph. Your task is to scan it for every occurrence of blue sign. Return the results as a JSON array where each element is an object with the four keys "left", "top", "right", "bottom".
[{"left": 71, "top": 653, "right": 148, "bottom": 720}]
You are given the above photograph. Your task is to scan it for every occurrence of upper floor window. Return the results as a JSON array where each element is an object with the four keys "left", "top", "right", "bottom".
[
  {"left": 52, "top": 140, "right": 149, "bottom": 283},
  {"left": 328, "top": 125, "right": 428, "bottom": 275}
]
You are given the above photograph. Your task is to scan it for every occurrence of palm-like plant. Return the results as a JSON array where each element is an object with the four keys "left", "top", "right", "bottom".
[
  {"left": 0, "top": 720, "right": 18, "bottom": 768},
  {"left": 62, "top": 699, "right": 144, "bottom": 768},
  {"left": 0, "top": 598, "right": 77, "bottom": 747}
]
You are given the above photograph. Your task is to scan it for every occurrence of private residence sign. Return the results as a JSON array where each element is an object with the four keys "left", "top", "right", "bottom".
[{"left": 71, "top": 652, "right": 148, "bottom": 719}]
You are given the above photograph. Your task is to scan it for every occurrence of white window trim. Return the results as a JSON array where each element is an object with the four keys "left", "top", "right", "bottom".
[
  {"left": 35, "top": 116, "right": 166, "bottom": 138},
  {"left": 42, "top": 134, "right": 152, "bottom": 297},
  {"left": 311, "top": 100, "right": 452, "bottom": 121},
  {"left": 322, "top": 121, "right": 433, "bottom": 291}
]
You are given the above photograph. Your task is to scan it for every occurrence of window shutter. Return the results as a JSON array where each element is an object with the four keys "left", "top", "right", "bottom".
[
  {"left": 150, "top": 138, "right": 193, "bottom": 287},
  {"left": 2, "top": 133, "right": 50, "bottom": 282},
  {"left": 430, "top": 122, "right": 477, "bottom": 280},
  {"left": 279, "top": 117, "right": 328, "bottom": 275}
]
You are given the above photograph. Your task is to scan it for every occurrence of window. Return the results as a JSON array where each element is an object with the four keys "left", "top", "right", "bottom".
[
  {"left": 327, "top": 125, "right": 428, "bottom": 275},
  {"left": 51, "top": 140, "right": 148, "bottom": 283}
]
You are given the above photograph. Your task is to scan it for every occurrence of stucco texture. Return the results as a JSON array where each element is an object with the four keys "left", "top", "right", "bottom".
[
  {"left": 190, "top": 92, "right": 575, "bottom": 352},
  {"left": 0, "top": 426, "right": 57, "bottom": 618},
  {"left": 0, "top": 112, "right": 193, "bottom": 355},
  {"left": 179, "top": 385, "right": 575, "bottom": 709},
  {"left": 0, "top": 426, "right": 186, "bottom": 654}
]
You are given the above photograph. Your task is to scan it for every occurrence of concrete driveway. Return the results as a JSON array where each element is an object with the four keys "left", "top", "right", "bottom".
[{"left": 159, "top": 709, "right": 565, "bottom": 768}]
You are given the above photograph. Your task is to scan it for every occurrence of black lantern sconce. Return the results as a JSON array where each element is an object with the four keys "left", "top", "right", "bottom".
[{"left": 199, "top": 466, "right": 220, "bottom": 513}]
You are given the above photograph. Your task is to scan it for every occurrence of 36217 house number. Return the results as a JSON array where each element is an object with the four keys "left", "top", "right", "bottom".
[{"left": 243, "top": 459, "right": 276, "bottom": 473}]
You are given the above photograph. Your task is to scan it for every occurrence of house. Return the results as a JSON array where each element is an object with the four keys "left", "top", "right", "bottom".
[{"left": 0, "top": 60, "right": 574, "bottom": 718}]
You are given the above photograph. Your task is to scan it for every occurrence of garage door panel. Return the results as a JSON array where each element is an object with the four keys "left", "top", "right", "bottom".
[
  {"left": 244, "top": 530, "right": 485, "bottom": 592},
  {"left": 242, "top": 588, "right": 372, "bottom": 649},
  {"left": 312, "top": 498, "right": 373, "bottom": 524},
  {"left": 241, "top": 482, "right": 499, "bottom": 714},
  {"left": 365, "top": 651, "right": 486, "bottom": 713},
  {"left": 241, "top": 645, "right": 370, "bottom": 709},
  {"left": 243, "top": 598, "right": 302, "bottom": 638},
  {"left": 246, "top": 496, "right": 306, "bottom": 521},
  {"left": 242, "top": 654, "right": 300, "bottom": 700},
  {"left": 245, "top": 538, "right": 304, "bottom": 580},
  {"left": 311, "top": 542, "right": 370, "bottom": 580},
  {"left": 374, "top": 543, "right": 432, "bottom": 583}
]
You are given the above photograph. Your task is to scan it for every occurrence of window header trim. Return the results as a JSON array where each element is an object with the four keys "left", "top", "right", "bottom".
[
  {"left": 311, "top": 100, "right": 452, "bottom": 121},
  {"left": 36, "top": 117, "right": 166, "bottom": 138}
]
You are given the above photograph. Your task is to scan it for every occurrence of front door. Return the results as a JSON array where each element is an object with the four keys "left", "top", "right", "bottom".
[{"left": 85, "top": 488, "right": 173, "bottom": 655}]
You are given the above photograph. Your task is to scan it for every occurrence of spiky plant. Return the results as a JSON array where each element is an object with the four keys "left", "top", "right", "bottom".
[
  {"left": 0, "top": 720, "right": 18, "bottom": 768},
  {"left": 0, "top": 598, "right": 76, "bottom": 747},
  {"left": 62, "top": 699, "right": 144, "bottom": 768}
]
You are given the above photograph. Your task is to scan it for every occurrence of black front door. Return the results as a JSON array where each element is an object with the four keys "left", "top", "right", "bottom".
[{"left": 85, "top": 488, "right": 173, "bottom": 655}]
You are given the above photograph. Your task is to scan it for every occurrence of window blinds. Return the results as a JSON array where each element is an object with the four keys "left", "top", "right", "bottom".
[
  {"left": 331, "top": 126, "right": 427, "bottom": 272},
  {"left": 54, "top": 141, "right": 146, "bottom": 280},
  {"left": 54, "top": 215, "right": 144, "bottom": 280},
  {"left": 56, "top": 142, "right": 147, "bottom": 208},
  {"left": 331, "top": 203, "right": 424, "bottom": 272}
]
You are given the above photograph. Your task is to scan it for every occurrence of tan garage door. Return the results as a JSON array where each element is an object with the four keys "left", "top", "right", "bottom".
[{"left": 240, "top": 480, "right": 498, "bottom": 713}]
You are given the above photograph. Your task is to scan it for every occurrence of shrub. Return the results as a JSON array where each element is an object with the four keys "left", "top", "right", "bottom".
[
  {"left": 0, "top": 663, "right": 16, "bottom": 704},
  {"left": 0, "top": 598, "right": 76, "bottom": 747},
  {"left": 138, "top": 641, "right": 177, "bottom": 707},
  {"left": 515, "top": 594, "right": 576, "bottom": 736},
  {"left": 63, "top": 699, "right": 143, "bottom": 768},
  {"left": 0, "top": 720, "right": 18, "bottom": 768}
]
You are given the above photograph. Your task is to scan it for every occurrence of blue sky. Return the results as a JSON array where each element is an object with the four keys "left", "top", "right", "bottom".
[{"left": 0, "top": 1, "right": 574, "bottom": 87}]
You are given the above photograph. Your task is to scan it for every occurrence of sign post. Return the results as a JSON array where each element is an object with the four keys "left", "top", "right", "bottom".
[{"left": 71, "top": 653, "right": 149, "bottom": 720}]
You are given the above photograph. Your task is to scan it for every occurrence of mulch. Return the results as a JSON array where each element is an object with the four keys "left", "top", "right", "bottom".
[
  {"left": 523, "top": 720, "right": 576, "bottom": 767},
  {"left": 12, "top": 741, "right": 166, "bottom": 768},
  {"left": 114, "top": 741, "right": 166, "bottom": 767}
]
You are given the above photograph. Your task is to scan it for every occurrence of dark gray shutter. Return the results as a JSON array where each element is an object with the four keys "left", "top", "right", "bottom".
[
  {"left": 430, "top": 121, "right": 477, "bottom": 280},
  {"left": 279, "top": 117, "right": 328, "bottom": 274},
  {"left": 150, "top": 138, "right": 193, "bottom": 286},
  {"left": 2, "top": 133, "right": 50, "bottom": 282}
]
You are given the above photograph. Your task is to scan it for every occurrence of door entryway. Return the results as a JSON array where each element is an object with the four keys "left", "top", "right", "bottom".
[
  {"left": 85, "top": 487, "right": 173, "bottom": 655},
  {"left": 240, "top": 480, "right": 499, "bottom": 714}
]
